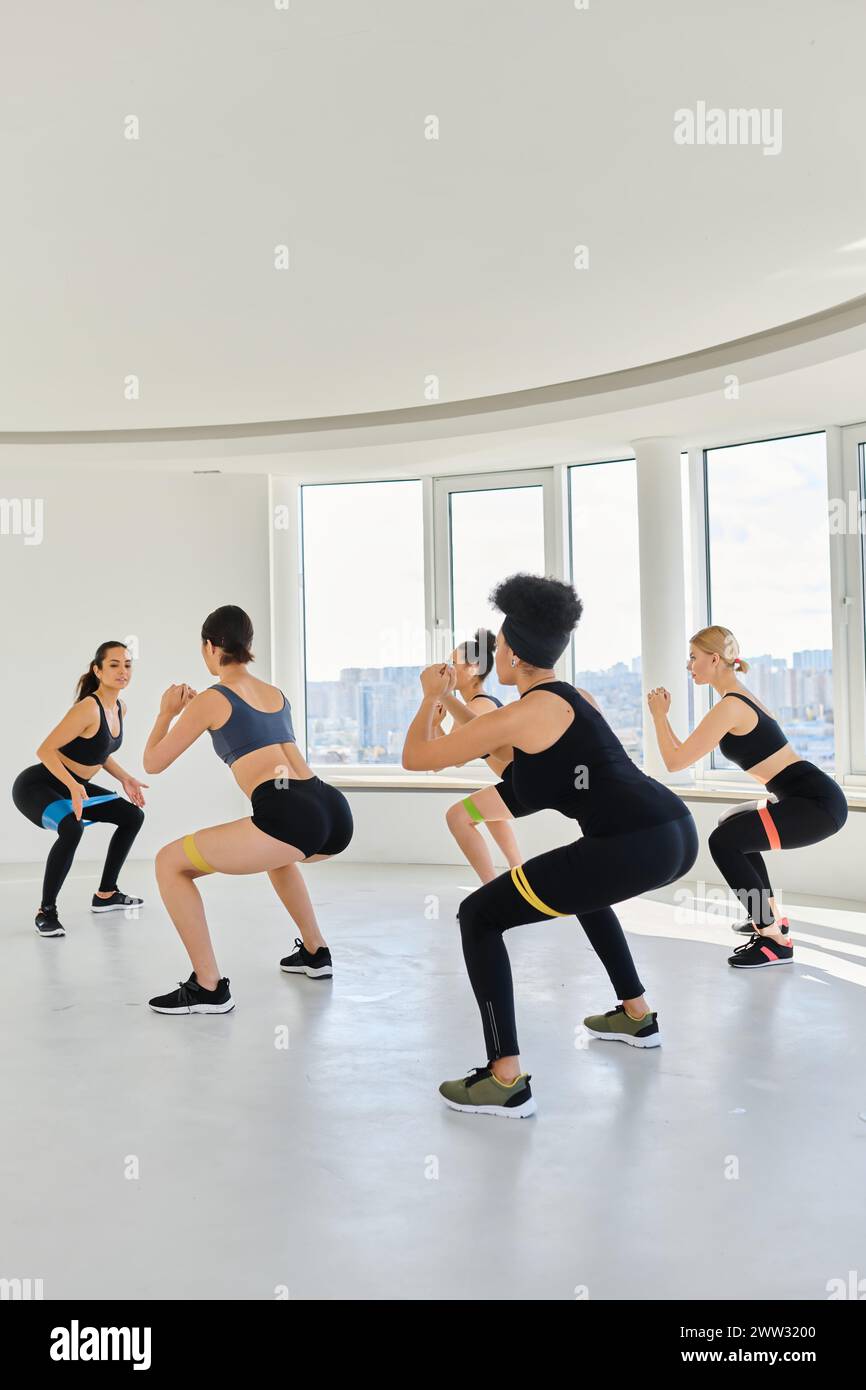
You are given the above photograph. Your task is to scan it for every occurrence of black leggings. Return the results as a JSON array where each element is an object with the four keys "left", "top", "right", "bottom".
[
  {"left": 458, "top": 813, "right": 698, "bottom": 1061},
  {"left": 707, "top": 760, "right": 847, "bottom": 929},
  {"left": 12, "top": 764, "right": 145, "bottom": 909}
]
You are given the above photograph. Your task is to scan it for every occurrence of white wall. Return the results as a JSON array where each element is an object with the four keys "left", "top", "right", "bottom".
[{"left": 0, "top": 470, "right": 270, "bottom": 861}]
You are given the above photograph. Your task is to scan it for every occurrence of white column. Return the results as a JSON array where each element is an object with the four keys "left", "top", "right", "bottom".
[
  {"left": 632, "top": 437, "right": 689, "bottom": 781},
  {"left": 270, "top": 473, "right": 307, "bottom": 752}
]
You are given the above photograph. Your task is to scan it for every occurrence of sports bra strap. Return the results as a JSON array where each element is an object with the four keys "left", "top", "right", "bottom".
[{"left": 723, "top": 692, "right": 763, "bottom": 714}]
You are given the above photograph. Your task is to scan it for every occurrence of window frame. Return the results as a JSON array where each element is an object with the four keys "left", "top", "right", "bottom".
[
  {"left": 298, "top": 475, "right": 429, "bottom": 776},
  {"left": 835, "top": 423, "right": 866, "bottom": 783},
  {"left": 566, "top": 457, "right": 645, "bottom": 762},
  {"left": 431, "top": 466, "right": 562, "bottom": 783},
  {"left": 699, "top": 429, "right": 836, "bottom": 787}
]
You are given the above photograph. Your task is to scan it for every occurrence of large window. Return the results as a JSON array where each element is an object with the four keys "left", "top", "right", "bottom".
[
  {"left": 301, "top": 481, "right": 425, "bottom": 765},
  {"left": 296, "top": 433, "right": 846, "bottom": 784},
  {"left": 446, "top": 480, "right": 546, "bottom": 705},
  {"left": 568, "top": 461, "right": 642, "bottom": 759},
  {"left": 705, "top": 433, "right": 833, "bottom": 771}
]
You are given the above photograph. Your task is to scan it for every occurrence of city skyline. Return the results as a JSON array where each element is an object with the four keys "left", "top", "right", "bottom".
[{"left": 305, "top": 647, "right": 835, "bottom": 770}]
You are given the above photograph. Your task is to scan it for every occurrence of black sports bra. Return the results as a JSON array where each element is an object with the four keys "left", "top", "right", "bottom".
[
  {"left": 59, "top": 694, "right": 123, "bottom": 766},
  {"left": 718, "top": 692, "right": 788, "bottom": 771},
  {"left": 473, "top": 693, "right": 502, "bottom": 709}
]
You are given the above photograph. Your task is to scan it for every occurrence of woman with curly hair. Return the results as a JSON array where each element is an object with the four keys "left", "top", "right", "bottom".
[{"left": 403, "top": 574, "right": 698, "bottom": 1118}]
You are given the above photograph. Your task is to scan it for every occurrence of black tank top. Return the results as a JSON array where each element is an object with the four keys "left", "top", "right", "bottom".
[
  {"left": 718, "top": 692, "right": 788, "bottom": 770},
  {"left": 59, "top": 694, "right": 123, "bottom": 765},
  {"left": 510, "top": 681, "right": 689, "bottom": 837}
]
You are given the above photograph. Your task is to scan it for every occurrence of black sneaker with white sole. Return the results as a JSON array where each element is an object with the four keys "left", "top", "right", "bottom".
[
  {"left": 149, "top": 973, "right": 234, "bottom": 1014},
  {"left": 92, "top": 889, "right": 144, "bottom": 914},
  {"left": 280, "top": 938, "right": 333, "bottom": 978},
  {"left": 35, "top": 907, "right": 65, "bottom": 938},
  {"left": 728, "top": 929, "right": 793, "bottom": 968}
]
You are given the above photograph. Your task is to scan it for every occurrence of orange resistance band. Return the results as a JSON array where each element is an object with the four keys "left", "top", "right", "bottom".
[{"left": 758, "top": 804, "right": 781, "bottom": 851}]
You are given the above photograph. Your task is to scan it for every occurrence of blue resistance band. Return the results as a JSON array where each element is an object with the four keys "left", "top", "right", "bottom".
[{"left": 41, "top": 793, "right": 120, "bottom": 832}]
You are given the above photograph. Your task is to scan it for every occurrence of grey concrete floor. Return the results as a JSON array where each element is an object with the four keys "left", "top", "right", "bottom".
[{"left": 1, "top": 859, "right": 865, "bottom": 1301}]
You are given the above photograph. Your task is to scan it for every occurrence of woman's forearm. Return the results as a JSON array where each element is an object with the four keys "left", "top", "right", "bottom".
[
  {"left": 652, "top": 715, "right": 681, "bottom": 770},
  {"left": 442, "top": 694, "right": 472, "bottom": 726},
  {"left": 37, "top": 749, "right": 82, "bottom": 793},
  {"left": 102, "top": 755, "right": 130, "bottom": 781},
  {"left": 144, "top": 713, "right": 173, "bottom": 763},
  {"left": 403, "top": 695, "right": 442, "bottom": 768},
  {"left": 663, "top": 716, "right": 682, "bottom": 750}
]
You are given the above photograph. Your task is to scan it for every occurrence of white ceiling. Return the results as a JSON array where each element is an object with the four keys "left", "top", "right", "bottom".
[{"left": 2, "top": 0, "right": 866, "bottom": 433}]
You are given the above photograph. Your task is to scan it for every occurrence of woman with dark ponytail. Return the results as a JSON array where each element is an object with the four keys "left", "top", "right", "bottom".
[
  {"left": 403, "top": 574, "right": 698, "bottom": 1118},
  {"left": 142, "top": 605, "right": 353, "bottom": 1015},
  {"left": 436, "top": 628, "right": 526, "bottom": 883},
  {"left": 12, "top": 642, "right": 147, "bottom": 936}
]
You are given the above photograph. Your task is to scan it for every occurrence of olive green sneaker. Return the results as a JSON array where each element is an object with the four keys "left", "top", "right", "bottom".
[
  {"left": 439, "top": 1066, "right": 537, "bottom": 1118},
  {"left": 583, "top": 1005, "right": 660, "bottom": 1048}
]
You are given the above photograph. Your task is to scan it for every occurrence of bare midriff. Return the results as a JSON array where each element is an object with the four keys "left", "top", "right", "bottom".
[
  {"left": 56, "top": 752, "right": 104, "bottom": 782},
  {"left": 742, "top": 743, "right": 802, "bottom": 784},
  {"left": 230, "top": 741, "right": 316, "bottom": 799}
]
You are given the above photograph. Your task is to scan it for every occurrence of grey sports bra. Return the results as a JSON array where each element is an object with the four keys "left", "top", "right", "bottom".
[{"left": 208, "top": 684, "right": 296, "bottom": 767}]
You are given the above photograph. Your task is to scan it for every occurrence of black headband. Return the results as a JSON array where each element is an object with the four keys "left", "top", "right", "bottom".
[{"left": 501, "top": 614, "right": 570, "bottom": 669}]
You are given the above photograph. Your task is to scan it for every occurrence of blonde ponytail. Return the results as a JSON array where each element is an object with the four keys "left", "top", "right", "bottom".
[{"left": 691, "top": 625, "right": 747, "bottom": 673}]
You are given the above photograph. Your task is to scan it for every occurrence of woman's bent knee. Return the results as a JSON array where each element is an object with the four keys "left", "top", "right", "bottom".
[
  {"left": 446, "top": 801, "right": 471, "bottom": 832},
  {"left": 155, "top": 842, "right": 184, "bottom": 877}
]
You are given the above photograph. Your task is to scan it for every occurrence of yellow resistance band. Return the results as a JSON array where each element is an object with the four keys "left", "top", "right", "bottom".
[
  {"left": 510, "top": 864, "right": 568, "bottom": 918},
  {"left": 182, "top": 833, "right": 216, "bottom": 875}
]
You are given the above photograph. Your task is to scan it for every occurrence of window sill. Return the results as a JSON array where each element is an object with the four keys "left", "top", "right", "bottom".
[
  {"left": 316, "top": 771, "right": 496, "bottom": 791},
  {"left": 319, "top": 772, "right": 866, "bottom": 810}
]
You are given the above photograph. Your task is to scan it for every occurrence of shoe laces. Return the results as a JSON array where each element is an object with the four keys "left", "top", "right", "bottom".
[
  {"left": 733, "top": 934, "right": 762, "bottom": 954},
  {"left": 466, "top": 1065, "right": 492, "bottom": 1083}
]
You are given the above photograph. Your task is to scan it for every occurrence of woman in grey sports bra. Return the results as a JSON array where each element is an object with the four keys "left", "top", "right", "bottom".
[
  {"left": 141, "top": 605, "right": 353, "bottom": 1015},
  {"left": 647, "top": 624, "right": 847, "bottom": 971}
]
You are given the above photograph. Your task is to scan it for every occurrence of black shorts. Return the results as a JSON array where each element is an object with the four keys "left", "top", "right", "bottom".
[
  {"left": 250, "top": 776, "right": 353, "bottom": 858},
  {"left": 494, "top": 762, "right": 532, "bottom": 819}
]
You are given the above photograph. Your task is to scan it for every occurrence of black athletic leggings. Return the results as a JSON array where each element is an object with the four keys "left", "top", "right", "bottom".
[
  {"left": 458, "top": 813, "right": 698, "bottom": 1061},
  {"left": 707, "top": 760, "right": 847, "bottom": 929},
  {"left": 12, "top": 764, "right": 145, "bottom": 910}
]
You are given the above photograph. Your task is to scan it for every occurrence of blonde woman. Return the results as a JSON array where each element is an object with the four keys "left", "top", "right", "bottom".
[{"left": 648, "top": 626, "right": 847, "bottom": 969}]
